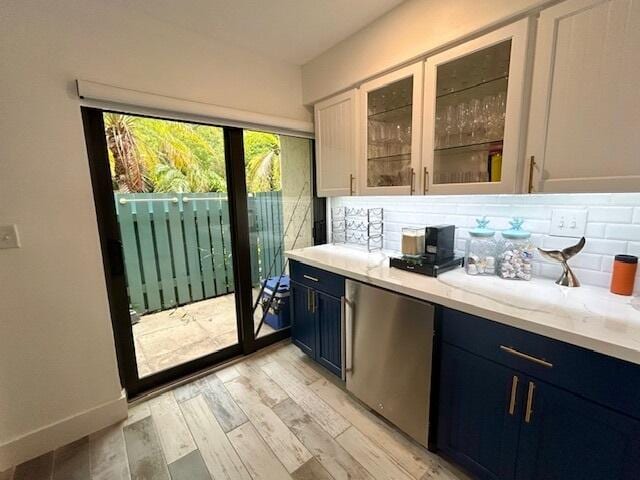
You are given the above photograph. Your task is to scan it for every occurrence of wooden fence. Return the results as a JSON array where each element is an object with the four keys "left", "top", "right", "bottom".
[{"left": 115, "top": 192, "right": 284, "bottom": 314}]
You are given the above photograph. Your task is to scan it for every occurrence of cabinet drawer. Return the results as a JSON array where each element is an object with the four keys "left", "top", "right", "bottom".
[
  {"left": 441, "top": 307, "right": 640, "bottom": 420},
  {"left": 290, "top": 260, "right": 345, "bottom": 298}
]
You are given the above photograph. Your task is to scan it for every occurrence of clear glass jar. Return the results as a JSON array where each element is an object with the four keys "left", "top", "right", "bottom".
[
  {"left": 497, "top": 218, "right": 534, "bottom": 281},
  {"left": 465, "top": 217, "right": 496, "bottom": 276},
  {"left": 401, "top": 227, "right": 425, "bottom": 257}
]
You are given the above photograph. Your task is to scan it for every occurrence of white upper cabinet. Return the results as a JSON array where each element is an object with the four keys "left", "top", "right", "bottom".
[
  {"left": 527, "top": 0, "right": 640, "bottom": 193},
  {"left": 422, "top": 19, "right": 531, "bottom": 195},
  {"left": 358, "top": 62, "right": 424, "bottom": 196},
  {"left": 315, "top": 89, "right": 359, "bottom": 197}
]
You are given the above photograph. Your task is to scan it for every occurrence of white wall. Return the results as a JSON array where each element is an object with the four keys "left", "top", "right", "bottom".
[
  {"left": 302, "top": 0, "right": 554, "bottom": 103},
  {"left": 0, "top": 0, "right": 309, "bottom": 467},
  {"left": 331, "top": 193, "right": 640, "bottom": 293}
]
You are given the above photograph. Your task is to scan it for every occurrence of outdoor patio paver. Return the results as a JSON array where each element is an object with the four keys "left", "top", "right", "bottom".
[{"left": 133, "top": 294, "right": 276, "bottom": 377}]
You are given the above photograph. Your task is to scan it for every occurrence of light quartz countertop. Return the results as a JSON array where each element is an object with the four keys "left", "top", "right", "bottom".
[{"left": 285, "top": 244, "right": 640, "bottom": 366}]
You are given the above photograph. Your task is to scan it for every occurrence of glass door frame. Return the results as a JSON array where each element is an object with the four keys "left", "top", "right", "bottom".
[
  {"left": 358, "top": 61, "right": 424, "bottom": 196},
  {"left": 81, "top": 106, "right": 319, "bottom": 398},
  {"left": 421, "top": 18, "right": 531, "bottom": 195}
]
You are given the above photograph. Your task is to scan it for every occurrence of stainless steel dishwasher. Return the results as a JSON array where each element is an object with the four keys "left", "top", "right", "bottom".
[{"left": 345, "top": 279, "right": 434, "bottom": 447}]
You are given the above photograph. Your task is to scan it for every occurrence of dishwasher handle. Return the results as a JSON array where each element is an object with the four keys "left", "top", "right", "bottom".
[{"left": 343, "top": 296, "right": 354, "bottom": 377}]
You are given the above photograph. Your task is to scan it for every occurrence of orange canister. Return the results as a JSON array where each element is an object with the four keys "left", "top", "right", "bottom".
[{"left": 610, "top": 255, "right": 638, "bottom": 296}]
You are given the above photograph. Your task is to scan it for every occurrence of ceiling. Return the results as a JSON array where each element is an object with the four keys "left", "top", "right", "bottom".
[{"left": 127, "top": 0, "right": 405, "bottom": 65}]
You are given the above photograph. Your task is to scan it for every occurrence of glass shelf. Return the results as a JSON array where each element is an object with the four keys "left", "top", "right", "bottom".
[
  {"left": 368, "top": 153, "right": 411, "bottom": 162},
  {"left": 368, "top": 103, "right": 412, "bottom": 121},
  {"left": 435, "top": 41, "right": 512, "bottom": 97},
  {"left": 436, "top": 75, "right": 508, "bottom": 99},
  {"left": 435, "top": 139, "right": 503, "bottom": 153},
  {"left": 367, "top": 76, "right": 414, "bottom": 117}
]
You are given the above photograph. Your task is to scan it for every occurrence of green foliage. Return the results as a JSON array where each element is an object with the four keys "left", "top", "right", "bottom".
[
  {"left": 244, "top": 130, "right": 281, "bottom": 192},
  {"left": 104, "top": 114, "right": 281, "bottom": 193}
]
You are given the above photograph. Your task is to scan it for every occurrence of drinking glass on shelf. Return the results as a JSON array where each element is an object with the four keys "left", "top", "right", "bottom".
[
  {"left": 496, "top": 91, "right": 506, "bottom": 137},
  {"left": 435, "top": 172, "right": 448, "bottom": 184},
  {"left": 399, "top": 124, "right": 411, "bottom": 154},
  {"left": 444, "top": 104, "right": 456, "bottom": 147},
  {"left": 483, "top": 95, "right": 497, "bottom": 141},
  {"left": 470, "top": 152, "right": 486, "bottom": 182},
  {"left": 469, "top": 98, "right": 485, "bottom": 143},
  {"left": 464, "top": 171, "right": 475, "bottom": 183},
  {"left": 456, "top": 102, "right": 469, "bottom": 145},
  {"left": 369, "top": 120, "right": 379, "bottom": 143},
  {"left": 435, "top": 112, "right": 444, "bottom": 148}
]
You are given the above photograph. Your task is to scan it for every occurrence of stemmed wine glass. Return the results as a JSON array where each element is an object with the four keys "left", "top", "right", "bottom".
[
  {"left": 482, "top": 95, "right": 497, "bottom": 141},
  {"left": 469, "top": 98, "right": 485, "bottom": 142},
  {"left": 495, "top": 92, "right": 506, "bottom": 138},
  {"left": 444, "top": 104, "right": 456, "bottom": 147},
  {"left": 456, "top": 102, "right": 469, "bottom": 145}
]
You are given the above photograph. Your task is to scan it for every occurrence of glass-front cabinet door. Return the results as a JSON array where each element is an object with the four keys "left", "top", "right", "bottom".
[
  {"left": 359, "top": 62, "right": 423, "bottom": 195},
  {"left": 422, "top": 19, "right": 530, "bottom": 195}
]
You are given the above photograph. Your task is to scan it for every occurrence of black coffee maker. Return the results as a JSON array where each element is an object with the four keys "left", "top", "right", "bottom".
[{"left": 390, "top": 225, "right": 463, "bottom": 276}]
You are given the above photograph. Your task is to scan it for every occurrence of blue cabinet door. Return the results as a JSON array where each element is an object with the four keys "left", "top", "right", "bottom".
[
  {"left": 438, "top": 343, "right": 521, "bottom": 480},
  {"left": 290, "top": 280, "right": 315, "bottom": 357},
  {"left": 516, "top": 378, "right": 640, "bottom": 480},
  {"left": 315, "top": 291, "right": 342, "bottom": 378}
]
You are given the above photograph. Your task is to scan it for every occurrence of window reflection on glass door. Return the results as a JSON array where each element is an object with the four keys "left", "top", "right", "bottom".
[{"left": 242, "top": 131, "right": 314, "bottom": 339}]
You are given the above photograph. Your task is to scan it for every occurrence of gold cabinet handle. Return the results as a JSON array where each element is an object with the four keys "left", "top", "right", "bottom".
[
  {"left": 423, "top": 167, "right": 429, "bottom": 194},
  {"left": 303, "top": 274, "right": 319, "bottom": 282},
  {"left": 508, "top": 375, "right": 519, "bottom": 415},
  {"left": 525, "top": 381, "right": 536, "bottom": 423},
  {"left": 349, "top": 174, "right": 355, "bottom": 196},
  {"left": 528, "top": 155, "right": 536, "bottom": 193},
  {"left": 500, "top": 345, "right": 553, "bottom": 368},
  {"left": 410, "top": 168, "right": 416, "bottom": 195}
]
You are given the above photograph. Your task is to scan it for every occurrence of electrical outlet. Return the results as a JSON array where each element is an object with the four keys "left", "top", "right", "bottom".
[{"left": 550, "top": 209, "right": 587, "bottom": 238}]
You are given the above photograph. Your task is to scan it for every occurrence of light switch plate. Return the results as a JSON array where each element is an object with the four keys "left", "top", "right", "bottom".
[
  {"left": 549, "top": 209, "right": 587, "bottom": 238},
  {"left": 0, "top": 224, "right": 21, "bottom": 249}
]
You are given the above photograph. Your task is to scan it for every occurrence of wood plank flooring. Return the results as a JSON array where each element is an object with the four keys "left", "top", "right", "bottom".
[{"left": 5, "top": 343, "right": 468, "bottom": 480}]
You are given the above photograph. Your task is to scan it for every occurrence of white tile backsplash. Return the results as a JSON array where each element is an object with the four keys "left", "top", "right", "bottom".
[
  {"left": 330, "top": 193, "right": 640, "bottom": 291},
  {"left": 605, "top": 224, "right": 640, "bottom": 241},
  {"left": 587, "top": 206, "right": 634, "bottom": 223}
]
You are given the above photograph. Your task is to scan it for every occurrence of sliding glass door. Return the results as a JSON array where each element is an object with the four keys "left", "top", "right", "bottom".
[
  {"left": 105, "top": 113, "right": 242, "bottom": 379},
  {"left": 242, "top": 131, "right": 314, "bottom": 340},
  {"left": 82, "top": 108, "right": 316, "bottom": 397}
]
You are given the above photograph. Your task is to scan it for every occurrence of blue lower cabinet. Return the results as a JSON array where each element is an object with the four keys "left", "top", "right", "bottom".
[
  {"left": 515, "top": 379, "right": 640, "bottom": 480},
  {"left": 315, "top": 291, "right": 342, "bottom": 377},
  {"left": 438, "top": 308, "right": 640, "bottom": 480},
  {"left": 290, "top": 281, "right": 315, "bottom": 357},
  {"left": 438, "top": 344, "right": 521, "bottom": 480},
  {"left": 290, "top": 276, "right": 343, "bottom": 378}
]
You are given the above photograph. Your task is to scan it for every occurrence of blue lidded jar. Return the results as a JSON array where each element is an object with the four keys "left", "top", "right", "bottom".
[
  {"left": 498, "top": 218, "right": 534, "bottom": 280},
  {"left": 465, "top": 217, "right": 497, "bottom": 276}
]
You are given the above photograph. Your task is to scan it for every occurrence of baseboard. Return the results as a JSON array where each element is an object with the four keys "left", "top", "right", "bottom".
[{"left": 0, "top": 390, "right": 128, "bottom": 471}]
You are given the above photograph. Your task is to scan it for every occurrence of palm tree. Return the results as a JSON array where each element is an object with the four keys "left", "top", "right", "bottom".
[
  {"left": 244, "top": 131, "right": 281, "bottom": 192},
  {"left": 103, "top": 114, "right": 282, "bottom": 194},
  {"left": 104, "top": 113, "right": 146, "bottom": 192},
  {"left": 134, "top": 117, "right": 227, "bottom": 193}
]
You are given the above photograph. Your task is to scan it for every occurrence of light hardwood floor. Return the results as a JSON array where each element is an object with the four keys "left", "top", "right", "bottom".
[{"left": 5, "top": 343, "right": 469, "bottom": 480}]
